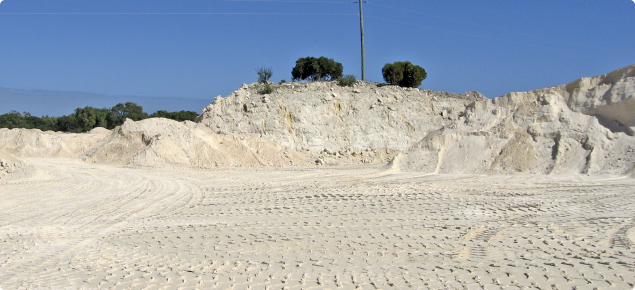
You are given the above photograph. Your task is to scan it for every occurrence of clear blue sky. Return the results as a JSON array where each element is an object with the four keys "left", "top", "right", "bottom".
[{"left": 1, "top": 0, "right": 634, "bottom": 116}]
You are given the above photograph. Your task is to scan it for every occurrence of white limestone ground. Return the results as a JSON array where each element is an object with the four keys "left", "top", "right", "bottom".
[
  {"left": 0, "top": 65, "right": 634, "bottom": 289},
  {"left": 389, "top": 65, "right": 635, "bottom": 175},
  {"left": 0, "top": 159, "right": 634, "bottom": 289}
]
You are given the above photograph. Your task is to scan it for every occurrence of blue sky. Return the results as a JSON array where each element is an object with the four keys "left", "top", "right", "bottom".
[{"left": 1, "top": 0, "right": 634, "bottom": 116}]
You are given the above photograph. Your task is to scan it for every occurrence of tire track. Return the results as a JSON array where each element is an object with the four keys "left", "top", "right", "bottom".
[{"left": 0, "top": 159, "right": 204, "bottom": 287}]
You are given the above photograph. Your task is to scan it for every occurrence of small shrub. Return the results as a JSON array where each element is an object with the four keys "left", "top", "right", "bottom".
[
  {"left": 256, "top": 66, "right": 273, "bottom": 83},
  {"left": 339, "top": 75, "right": 357, "bottom": 87},
  {"left": 279, "top": 79, "right": 286, "bottom": 84},
  {"left": 376, "top": 83, "right": 389, "bottom": 88},
  {"left": 259, "top": 83, "right": 275, "bottom": 94},
  {"left": 382, "top": 61, "right": 427, "bottom": 88}
]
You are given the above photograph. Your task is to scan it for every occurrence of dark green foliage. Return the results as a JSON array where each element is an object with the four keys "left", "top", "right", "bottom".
[
  {"left": 291, "top": 57, "right": 318, "bottom": 81},
  {"left": 382, "top": 61, "right": 427, "bottom": 88},
  {"left": 110, "top": 102, "right": 148, "bottom": 123},
  {"left": 403, "top": 62, "right": 427, "bottom": 88},
  {"left": 338, "top": 75, "right": 357, "bottom": 87},
  {"left": 291, "top": 56, "right": 343, "bottom": 81},
  {"left": 149, "top": 110, "right": 198, "bottom": 122},
  {"left": 0, "top": 103, "right": 198, "bottom": 133},
  {"left": 74, "top": 107, "right": 99, "bottom": 132},
  {"left": 54, "top": 115, "right": 80, "bottom": 132},
  {"left": 318, "top": 57, "right": 343, "bottom": 80},
  {"left": 382, "top": 63, "right": 404, "bottom": 86},
  {"left": 0, "top": 111, "right": 29, "bottom": 129},
  {"left": 256, "top": 66, "right": 273, "bottom": 83},
  {"left": 0, "top": 111, "right": 55, "bottom": 131}
]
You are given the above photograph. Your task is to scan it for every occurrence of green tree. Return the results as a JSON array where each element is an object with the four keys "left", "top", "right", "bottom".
[
  {"left": 74, "top": 107, "right": 98, "bottom": 132},
  {"left": 174, "top": 110, "right": 198, "bottom": 122},
  {"left": 382, "top": 63, "right": 404, "bottom": 86},
  {"left": 0, "top": 111, "right": 26, "bottom": 129},
  {"left": 382, "top": 61, "right": 427, "bottom": 88},
  {"left": 94, "top": 108, "right": 110, "bottom": 129},
  {"left": 109, "top": 102, "right": 148, "bottom": 126},
  {"left": 0, "top": 103, "right": 203, "bottom": 132},
  {"left": 291, "top": 56, "right": 343, "bottom": 81},
  {"left": 54, "top": 115, "right": 79, "bottom": 132},
  {"left": 149, "top": 110, "right": 198, "bottom": 122},
  {"left": 0, "top": 111, "right": 58, "bottom": 131},
  {"left": 317, "top": 56, "right": 343, "bottom": 80}
]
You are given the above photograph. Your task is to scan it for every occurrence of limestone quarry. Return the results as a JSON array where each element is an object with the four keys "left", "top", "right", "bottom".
[
  {"left": 1, "top": 65, "right": 634, "bottom": 289},
  {"left": 195, "top": 64, "right": 635, "bottom": 175},
  {"left": 2, "top": 65, "right": 633, "bottom": 175}
]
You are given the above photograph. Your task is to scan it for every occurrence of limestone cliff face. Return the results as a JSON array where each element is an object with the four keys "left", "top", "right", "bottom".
[
  {"left": 196, "top": 81, "right": 485, "bottom": 154},
  {"left": 390, "top": 65, "right": 635, "bottom": 175}
]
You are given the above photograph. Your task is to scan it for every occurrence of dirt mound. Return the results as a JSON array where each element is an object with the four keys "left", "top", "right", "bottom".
[
  {"left": 0, "top": 149, "right": 36, "bottom": 181},
  {"left": 81, "top": 118, "right": 313, "bottom": 167},
  {"left": 0, "top": 127, "right": 109, "bottom": 158},
  {"left": 389, "top": 65, "right": 635, "bottom": 175},
  {"left": 0, "top": 118, "right": 395, "bottom": 169}
]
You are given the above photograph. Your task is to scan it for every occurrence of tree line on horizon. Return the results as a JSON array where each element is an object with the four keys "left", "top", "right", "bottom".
[{"left": 0, "top": 102, "right": 198, "bottom": 133}]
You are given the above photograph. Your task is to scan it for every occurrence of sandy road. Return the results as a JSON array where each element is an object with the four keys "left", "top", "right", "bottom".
[{"left": 1, "top": 158, "right": 634, "bottom": 289}]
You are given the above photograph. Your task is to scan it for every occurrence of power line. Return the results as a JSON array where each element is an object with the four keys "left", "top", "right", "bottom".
[
  {"left": 370, "top": 3, "right": 530, "bottom": 35},
  {"left": 0, "top": 0, "right": 354, "bottom": 14},
  {"left": 0, "top": 12, "right": 355, "bottom": 15},
  {"left": 211, "top": 0, "right": 351, "bottom": 3},
  {"left": 365, "top": 15, "right": 543, "bottom": 47},
  {"left": 368, "top": 3, "right": 595, "bottom": 50},
  {"left": 364, "top": 15, "right": 593, "bottom": 56}
]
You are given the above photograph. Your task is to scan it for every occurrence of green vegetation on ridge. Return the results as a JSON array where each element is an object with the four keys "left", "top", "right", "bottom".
[
  {"left": 291, "top": 56, "right": 343, "bottom": 82},
  {"left": 0, "top": 102, "right": 198, "bottom": 133},
  {"left": 382, "top": 61, "right": 427, "bottom": 88}
]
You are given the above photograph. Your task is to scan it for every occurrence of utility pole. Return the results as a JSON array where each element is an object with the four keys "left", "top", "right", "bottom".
[{"left": 355, "top": 1, "right": 367, "bottom": 81}]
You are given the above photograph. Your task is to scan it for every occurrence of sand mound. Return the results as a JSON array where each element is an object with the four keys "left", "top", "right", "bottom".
[
  {"left": 0, "top": 149, "right": 36, "bottom": 181},
  {"left": 82, "top": 118, "right": 313, "bottom": 167},
  {"left": 0, "top": 118, "right": 395, "bottom": 169},
  {"left": 389, "top": 65, "right": 635, "bottom": 175},
  {"left": 0, "top": 127, "right": 109, "bottom": 158}
]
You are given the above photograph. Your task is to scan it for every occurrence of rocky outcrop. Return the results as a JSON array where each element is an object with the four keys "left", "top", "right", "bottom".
[
  {"left": 196, "top": 81, "right": 486, "bottom": 155},
  {"left": 389, "top": 65, "right": 635, "bottom": 175}
]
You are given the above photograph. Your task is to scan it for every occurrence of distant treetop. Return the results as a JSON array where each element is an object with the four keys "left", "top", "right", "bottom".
[{"left": 291, "top": 56, "right": 343, "bottom": 82}]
